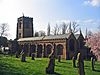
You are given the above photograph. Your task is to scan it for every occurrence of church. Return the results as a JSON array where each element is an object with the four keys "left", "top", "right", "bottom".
[{"left": 16, "top": 15, "right": 87, "bottom": 60}]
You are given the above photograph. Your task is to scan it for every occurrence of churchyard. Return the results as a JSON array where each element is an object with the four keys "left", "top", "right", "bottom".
[{"left": 0, "top": 54, "right": 100, "bottom": 75}]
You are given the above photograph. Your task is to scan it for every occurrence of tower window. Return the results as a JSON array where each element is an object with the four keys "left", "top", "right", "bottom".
[
  {"left": 19, "top": 22, "right": 21, "bottom": 29},
  {"left": 19, "top": 33, "right": 21, "bottom": 38}
]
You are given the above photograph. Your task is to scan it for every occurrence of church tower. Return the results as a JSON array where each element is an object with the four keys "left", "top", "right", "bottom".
[{"left": 16, "top": 15, "right": 34, "bottom": 39}]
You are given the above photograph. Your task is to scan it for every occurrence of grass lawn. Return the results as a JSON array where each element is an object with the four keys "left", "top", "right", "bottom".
[{"left": 0, "top": 54, "right": 100, "bottom": 75}]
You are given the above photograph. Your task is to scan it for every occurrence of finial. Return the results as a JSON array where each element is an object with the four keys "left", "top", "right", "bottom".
[
  {"left": 69, "top": 22, "right": 72, "bottom": 33},
  {"left": 48, "top": 22, "right": 50, "bottom": 26},
  {"left": 80, "top": 28, "right": 82, "bottom": 34},
  {"left": 85, "top": 28, "right": 88, "bottom": 39},
  {"left": 22, "top": 12, "right": 24, "bottom": 17}
]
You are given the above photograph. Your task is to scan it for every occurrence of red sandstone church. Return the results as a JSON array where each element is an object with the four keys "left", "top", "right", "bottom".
[{"left": 13, "top": 16, "right": 89, "bottom": 60}]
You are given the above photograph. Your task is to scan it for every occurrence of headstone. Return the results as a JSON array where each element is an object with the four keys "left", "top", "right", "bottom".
[
  {"left": 58, "top": 55, "right": 61, "bottom": 62},
  {"left": 20, "top": 48, "right": 26, "bottom": 62},
  {"left": 46, "top": 50, "right": 55, "bottom": 74},
  {"left": 21, "top": 53, "right": 26, "bottom": 62},
  {"left": 72, "top": 56, "right": 76, "bottom": 68},
  {"left": 15, "top": 45, "right": 21, "bottom": 58},
  {"left": 91, "top": 55, "right": 95, "bottom": 71},
  {"left": 20, "top": 44, "right": 28, "bottom": 62},
  {"left": 31, "top": 53, "right": 35, "bottom": 60},
  {"left": 15, "top": 52, "right": 19, "bottom": 58},
  {"left": 77, "top": 53, "right": 80, "bottom": 68},
  {"left": 77, "top": 53, "right": 85, "bottom": 75}
]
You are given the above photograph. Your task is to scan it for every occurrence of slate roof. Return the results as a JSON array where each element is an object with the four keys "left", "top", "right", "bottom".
[
  {"left": 43, "top": 33, "right": 71, "bottom": 40},
  {"left": 17, "top": 36, "right": 44, "bottom": 41},
  {"left": 17, "top": 33, "right": 80, "bottom": 42},
  {"left": 17, "top": 33, "right": 83, "bottom": 41}
]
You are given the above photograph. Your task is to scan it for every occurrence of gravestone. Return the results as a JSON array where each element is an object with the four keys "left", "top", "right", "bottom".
[
  {"left": 72, "top": 56, "right": 76, "bottom": 68},
  {"left": 21, "top": 44, "right": 28, "bottom": 62},
  {"left": 31, "top": 53, "right": 35, "bottom": 60},
  {"left": 91, "top": 55, "right": 96, "bottom": 71},
  {"left": 58, "top": 55, "right": 61, "bottom": 62},
  {"left": 90, "top": 51, "right": 96, "bottom": 71},
  {"left": 15, "top": 45, "right": 22, "bottom": 58},
  {"left": 21, "top": 49, "right": 26, "bottom": 62},
  {"left": 15, "top": 52, "right": 19, "bottom": 58},
  {"left": 91, "top": 57, "right": 95, "bottom": 71},
  {"left": 21, "top": 53, "right": 26, "bottom": 62},
  {"left": 77, "top": 53, "right": 85, "bottom": 75},
  {"left": 46, "top": 50, "right": 55, "bottom": 74}
]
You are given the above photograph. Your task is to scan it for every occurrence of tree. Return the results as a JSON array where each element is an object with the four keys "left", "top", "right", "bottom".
[
  {"left": 67, "top": 21, "right": 79, "bottom": 34},
  {"left": 51, "top": 21, "right": 79, "bottom": 35},
  {"left": 47, "top": 23, "right": 50, "bottom": 36},
  {"left": 61, "top": 22, "right": 68, "bottom": 34},
  {"left": 0, "top": 36, "right": 8, "bottom": 47},
  {"left": 52, "top": 24, "right": 60, "bottom": 35},
  {"left": 38, "top": 30, "right": 45, "bottom": 36},
  {"left": 34, "top": 31, "right": 45, "bottom": 37},
  {"left": 0, "top": 23, "right": 9, "bottom": 37},
  {"left": 34, "top": 32, "right": 39, "bottom": 37},
  {"left": 87, "top": 30, "right": 93, "bottom": 37},
  {"left": 86, "top": 32, "right": 100, "bottom": 61},
  {"left": 71, "top": 22, "right": 79, "bottom": 34}
]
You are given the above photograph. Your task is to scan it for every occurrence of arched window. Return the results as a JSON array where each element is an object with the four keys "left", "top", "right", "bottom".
[
  {"left": 57, "top": 44, "right": 63, "bottom": 55},
  {"left": 19, "top": 22, "right": 21, "bottom": 29},
  {"left": 19, "top": 33, "right": 21, "bottom": 38},
  {"left": 30, "top": 44, "right": 36, "bottom": 53},
  {"left": 46, "top": 44, "right": 52, "bottom": 56},
  {"left": 37, "top": 44, "right": 43, "bottom": 57},
  {"left": 29, "top": 44, "right": 36, "bottom": 56}
]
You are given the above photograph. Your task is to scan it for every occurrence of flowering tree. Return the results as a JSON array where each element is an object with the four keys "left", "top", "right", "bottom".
[{"left": 86, "top": 32, "right": 100, "bottom": 61}]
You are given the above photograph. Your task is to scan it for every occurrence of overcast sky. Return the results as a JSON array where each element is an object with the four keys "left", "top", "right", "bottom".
[{"left": 0, "top": 0, "right": 100, "bottom": 39}]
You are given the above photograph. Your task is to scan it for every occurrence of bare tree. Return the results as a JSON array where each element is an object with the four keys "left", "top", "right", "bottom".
[
  {"left": 61, "top": 22, "right": 68, "bottom": 34},
  {"left": 52, "top": 24, "right": 60, "bottom": 35},
  {"left": 87, "top": 30, "right": 93, "bottom": 37},
  {"left": 47, "top": 23, "right": 50, "bottom": 36},
  {"left": 39, "top": 30, "right": 45, "bottom": 36},
  {"left": 67, "top": 21, "right": 79, "bottom": 34},
  {"left": 0, "top": 23, "right": 9, "bottom": 37},
  {"left": 34, "top": 32, "right": 39, "bottom": 37},
  {"left": 71, "top": 22, "right": 79, "bottom": 34},
  {"left": 51, "top": 21, "right": 79, "bottom": 35}
]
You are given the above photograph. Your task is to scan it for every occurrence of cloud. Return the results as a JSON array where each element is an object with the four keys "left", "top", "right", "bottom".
[
  {"left": 77, "top": 19, "right": 100, "bottom": 26},
  {"left": 56, "top": 20, "right": 70, "bottom": 25},
  {"left": 55, "top": 19, "right": 100, "bottom": 26},
  {"left": 84, "top": 0, "right": 100, "bottom": 7},
  {"left": 55, "top": 19, "right": 100, "bottom": 30}
]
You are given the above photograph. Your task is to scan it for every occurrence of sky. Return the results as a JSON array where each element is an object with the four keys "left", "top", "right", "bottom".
[{"left": 0, "top": 0, "right": 100, "bottom": 39}]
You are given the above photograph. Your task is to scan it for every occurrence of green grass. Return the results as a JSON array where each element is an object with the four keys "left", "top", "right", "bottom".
[{"left": 0, "top": 55, "right": 100, "bottom": 75}]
